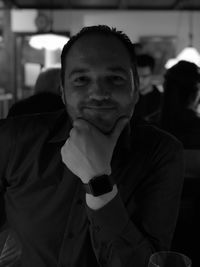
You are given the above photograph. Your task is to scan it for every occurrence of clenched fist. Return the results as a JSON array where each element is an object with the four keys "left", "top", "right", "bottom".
[{"left": 61, "top": 117, "right": 128, "bottom": 184}]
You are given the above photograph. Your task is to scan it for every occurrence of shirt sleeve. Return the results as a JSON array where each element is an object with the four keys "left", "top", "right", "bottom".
[
  {"left": 86, "top": 138, "right": 184, "bottom": 267},
  {"left": 0, "top": 119, "right": 14, "bottom": 233}
]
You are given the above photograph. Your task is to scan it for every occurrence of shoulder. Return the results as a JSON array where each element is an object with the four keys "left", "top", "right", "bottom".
[
  {"left": 130, "top": 124, "right": 184, "bottom": 188},
  {"left": 7, "top": 93, "right": 65, "bottom": 117},
  {"left": 132, "top": 123, "right": 183, "bottom": 157},
  {"left": 1, "top": 109, "right": 66, "bottom": 139}
]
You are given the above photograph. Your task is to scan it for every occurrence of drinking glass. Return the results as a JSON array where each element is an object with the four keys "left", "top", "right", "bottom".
[{"left": 148, "top": 251, "right": 192, "bottom": 267}]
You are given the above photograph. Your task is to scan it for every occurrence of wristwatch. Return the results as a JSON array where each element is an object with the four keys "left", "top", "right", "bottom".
[{"left": 83, "top": 175, "right": 114, "bottom": 197}]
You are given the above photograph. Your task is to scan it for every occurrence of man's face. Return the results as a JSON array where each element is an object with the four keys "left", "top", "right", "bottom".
[
  {"left": 62, "top": 33, "right": 138, "bottom": 134},
  {"left": 137, "top": 66, "right": 153, "bottom": 95}
]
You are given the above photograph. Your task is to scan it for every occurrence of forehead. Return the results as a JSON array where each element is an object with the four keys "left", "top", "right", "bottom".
[{"left": 64, "top": 33, "right": 132, "bottom": 71}]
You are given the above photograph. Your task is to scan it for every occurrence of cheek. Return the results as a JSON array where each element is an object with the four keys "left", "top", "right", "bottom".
[
  {"left": 117, "top": 88, "right": 138, "bottom": 116},
  {"left": 64, "top": 86, "right": 84, "bottom": 108},
  {"left": 65, "top": 92, "right": 78, "bottom": 107},
  {"left": 113, "top": 85, "right": 136, "bottom": 105},
  {"left": 113, "top": 93, "right": 134, "bottom": 117},
  {"left": 64, "top": 89, "right": 80, "bottom": 119}
]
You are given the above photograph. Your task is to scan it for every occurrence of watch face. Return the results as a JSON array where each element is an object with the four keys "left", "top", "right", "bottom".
[{"left": 89, "top": 175, "right": 113, "bottom": 197}]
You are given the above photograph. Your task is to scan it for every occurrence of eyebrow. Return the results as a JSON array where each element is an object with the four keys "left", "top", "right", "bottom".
[
  {"left": 68, "top": 68, "right": 90, "bottom": 78},
  {"left": 69, "top": 66, "right": 128, "bottom": 78}
]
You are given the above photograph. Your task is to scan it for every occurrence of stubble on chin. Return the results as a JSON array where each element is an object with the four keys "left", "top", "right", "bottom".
[
  {"left": 90, "top": 117, "right": 115, "bottom": 135},
  {"left": 66, "top": 102, "right": 132, "bottom": 135}
]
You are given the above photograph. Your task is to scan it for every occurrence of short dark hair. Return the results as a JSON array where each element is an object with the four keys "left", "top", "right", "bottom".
[
  {"left": 136, "top": 54, "right": 155, "bottom": 72},
  {"left": 164, "top": 60, "right": 200, "bottom": 106},
  {"left": 161, "top": 60, "right": 200, "bottom": 130},
  {"left": 60, "top": 25, "right": 139, "bottom": 91}
]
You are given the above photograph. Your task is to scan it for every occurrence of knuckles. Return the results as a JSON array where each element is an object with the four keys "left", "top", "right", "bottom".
[
  {"left": 69, "top": 127, "right": 77, "bottom": 137},
  {"left": 73, "top": 119, "right": 91, "bottom": 132}
]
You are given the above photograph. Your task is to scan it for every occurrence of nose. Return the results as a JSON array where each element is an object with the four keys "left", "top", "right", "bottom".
[{"left": 88, "top": 79, "right": 111, "bottom": 100}]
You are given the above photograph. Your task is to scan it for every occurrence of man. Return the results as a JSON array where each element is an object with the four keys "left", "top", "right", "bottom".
[
  {"left": 134, "top": 54, "right": 163, "bottom": 125},
  {"left": 0, "top": 25, "right": 184, "bottom": 267}
]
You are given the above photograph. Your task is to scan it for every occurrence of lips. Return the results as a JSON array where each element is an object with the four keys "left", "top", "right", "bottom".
[
  {"left": 85, "top": 106, "right": 115, "bottom": 110},
  {"left": 83, "top": 106, "right": 117, "bottom": 113}
]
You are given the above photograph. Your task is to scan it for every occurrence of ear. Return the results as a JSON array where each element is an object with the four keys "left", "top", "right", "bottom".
[
  {"left": 60, "top": 83, "right": 66, "bottom": 105},
  {"left": 134, "top": 89, "right": 139, "bottom": 105},
  {"left": 131, "top": 81, "right": 139, "bottom": 105},
  {"left": 130, "top": 69, "right": 139, "bottom": 105}
]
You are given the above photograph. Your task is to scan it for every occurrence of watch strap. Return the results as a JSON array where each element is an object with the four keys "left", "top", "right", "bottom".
[{"left": 83, "top": 174, "right": 114, "bottom": 196}]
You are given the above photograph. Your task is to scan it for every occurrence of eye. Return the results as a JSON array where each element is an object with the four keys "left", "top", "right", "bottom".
[
  {"left": 73, "top": 76, "right": 90, "bottom": 86},
  {"left": 109, "top": 75, "right": 126, "bottom": 85}
]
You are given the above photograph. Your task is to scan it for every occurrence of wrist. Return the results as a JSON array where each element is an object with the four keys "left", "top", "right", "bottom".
[
  {"left": 80, "top": 168, "right": 111, "bottom": 184},
  {"left": 86, "top": 185, "right": 118, "bottom": 210},
  {"left": 83, "top": 174, "right": 114, "bottom": 196}
]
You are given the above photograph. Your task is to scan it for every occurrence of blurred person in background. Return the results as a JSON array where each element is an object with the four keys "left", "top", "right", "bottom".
[
  {"left": 0, "top": 68, "right": 65, "bottom": 267},
  {"left": 34, "top": 67, "right": 61, "bottom": 95},
  {"left": 160, "top": 60, "right": 200, "bottom": 267},
  {"left": 7, "top": 67, "right": 65, "bottom": 117},
  {"left": 1, "top": 67, "right": 65, "bottom": 265},
  {"left": 160, "top": 60, "right": 200, "bottom": 149},
  {"left": 134, "top": 54, "right": 163, "bottom": 125}
]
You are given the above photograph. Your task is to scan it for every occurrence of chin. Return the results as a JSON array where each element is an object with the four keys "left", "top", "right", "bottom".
[
  {"left": 97, "top": 125, "right": 114, "bottom": 135},
  {"left": 88, "top": 120, "right": 115, "bottom": 134}
]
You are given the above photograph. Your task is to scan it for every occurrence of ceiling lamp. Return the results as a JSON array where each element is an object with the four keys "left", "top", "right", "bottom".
[
  {"left": 176, "top": 46, "right": 200, "bottom": 66},
  {"left": 29, "top": 11, "right": 69, "bottom": 51},
  {"left": 29, "top": 33, "right": 69, "bottom": 50},
  {"left": 165, "top": 11, "right": 200, "bottom": 69}
]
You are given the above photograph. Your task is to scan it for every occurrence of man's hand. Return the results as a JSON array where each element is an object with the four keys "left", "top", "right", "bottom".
[{"left": 61, "top": 117, "right": 128, "bottom": 184}]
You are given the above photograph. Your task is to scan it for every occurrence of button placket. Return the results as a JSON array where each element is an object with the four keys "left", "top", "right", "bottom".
[
  {"left": 76, "top": 198, "right": 83, "bottom": 205},
  {"left": 67, "top": 232, "right": 74, "bottom": 239},
  {"left": 57, "top": 181, "right": 82, "bottom": 267},
  {"left": 94, "top": 225, "right": 101, "bottom": 233}
]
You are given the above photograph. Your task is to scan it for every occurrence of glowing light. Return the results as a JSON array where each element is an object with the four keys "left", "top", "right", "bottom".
[
  {"left": 165, "top": 11, "right": 200, "bottom": 69},
  {"left": 165, "top": 47, "right": 200, "bottom": 69},
  {"left": 176, "top": 47, "right": 200, "bottom": 67},
  {"left": 29, "top": 34, "right": 69, "bottom": 50}
]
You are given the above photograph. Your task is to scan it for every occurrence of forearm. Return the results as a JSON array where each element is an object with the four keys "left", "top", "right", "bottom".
[{"left": 86, "top": 193, "right": 155, "bottom": 267}]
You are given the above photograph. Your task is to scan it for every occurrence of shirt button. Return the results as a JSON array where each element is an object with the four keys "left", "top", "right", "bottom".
[
  {"left": 67, "top": 232, "right": 74, "bottom": 239},
  {"left": 94, "top": 226, "right": 101, "bottom": 232},
  {"left": 76, "top": 199, "right": 83, "bottom": 205}
]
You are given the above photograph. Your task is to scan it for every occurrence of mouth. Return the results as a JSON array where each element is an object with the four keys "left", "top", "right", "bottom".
[{"left": 83, "top": 106, "right": 116, "bottom": 112}]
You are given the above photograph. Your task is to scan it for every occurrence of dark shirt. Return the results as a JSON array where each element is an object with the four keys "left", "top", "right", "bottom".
[
  {"left": 134, "top": 86, "right": 163, "bottom": 125},
  {"left": 161, "top": 108, "right": 200, "bottom": 149},
  {"left": 7, "top": 92, "right": 65, "bottom": 118},
  {"left": 0, "top": 109, "right": 184, "bottom": 267}
]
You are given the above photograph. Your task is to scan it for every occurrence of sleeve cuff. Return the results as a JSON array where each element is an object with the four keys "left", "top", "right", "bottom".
[{"left": 85, "top": 193, "right": 129, "bottom": 241}]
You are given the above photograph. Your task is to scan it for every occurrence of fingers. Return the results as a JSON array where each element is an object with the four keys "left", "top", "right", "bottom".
[
  {"left": 73, "top": 117, "right": 129, "bottom": 143},
  {"left": 73, "top": 119, "right": 91, "bottom": 131},
  {"left": 71, "top": 119, "right": 96, "bottom": 141},
  {"left": 73, "top": 119, "right": 100, "bottom": 136}
]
